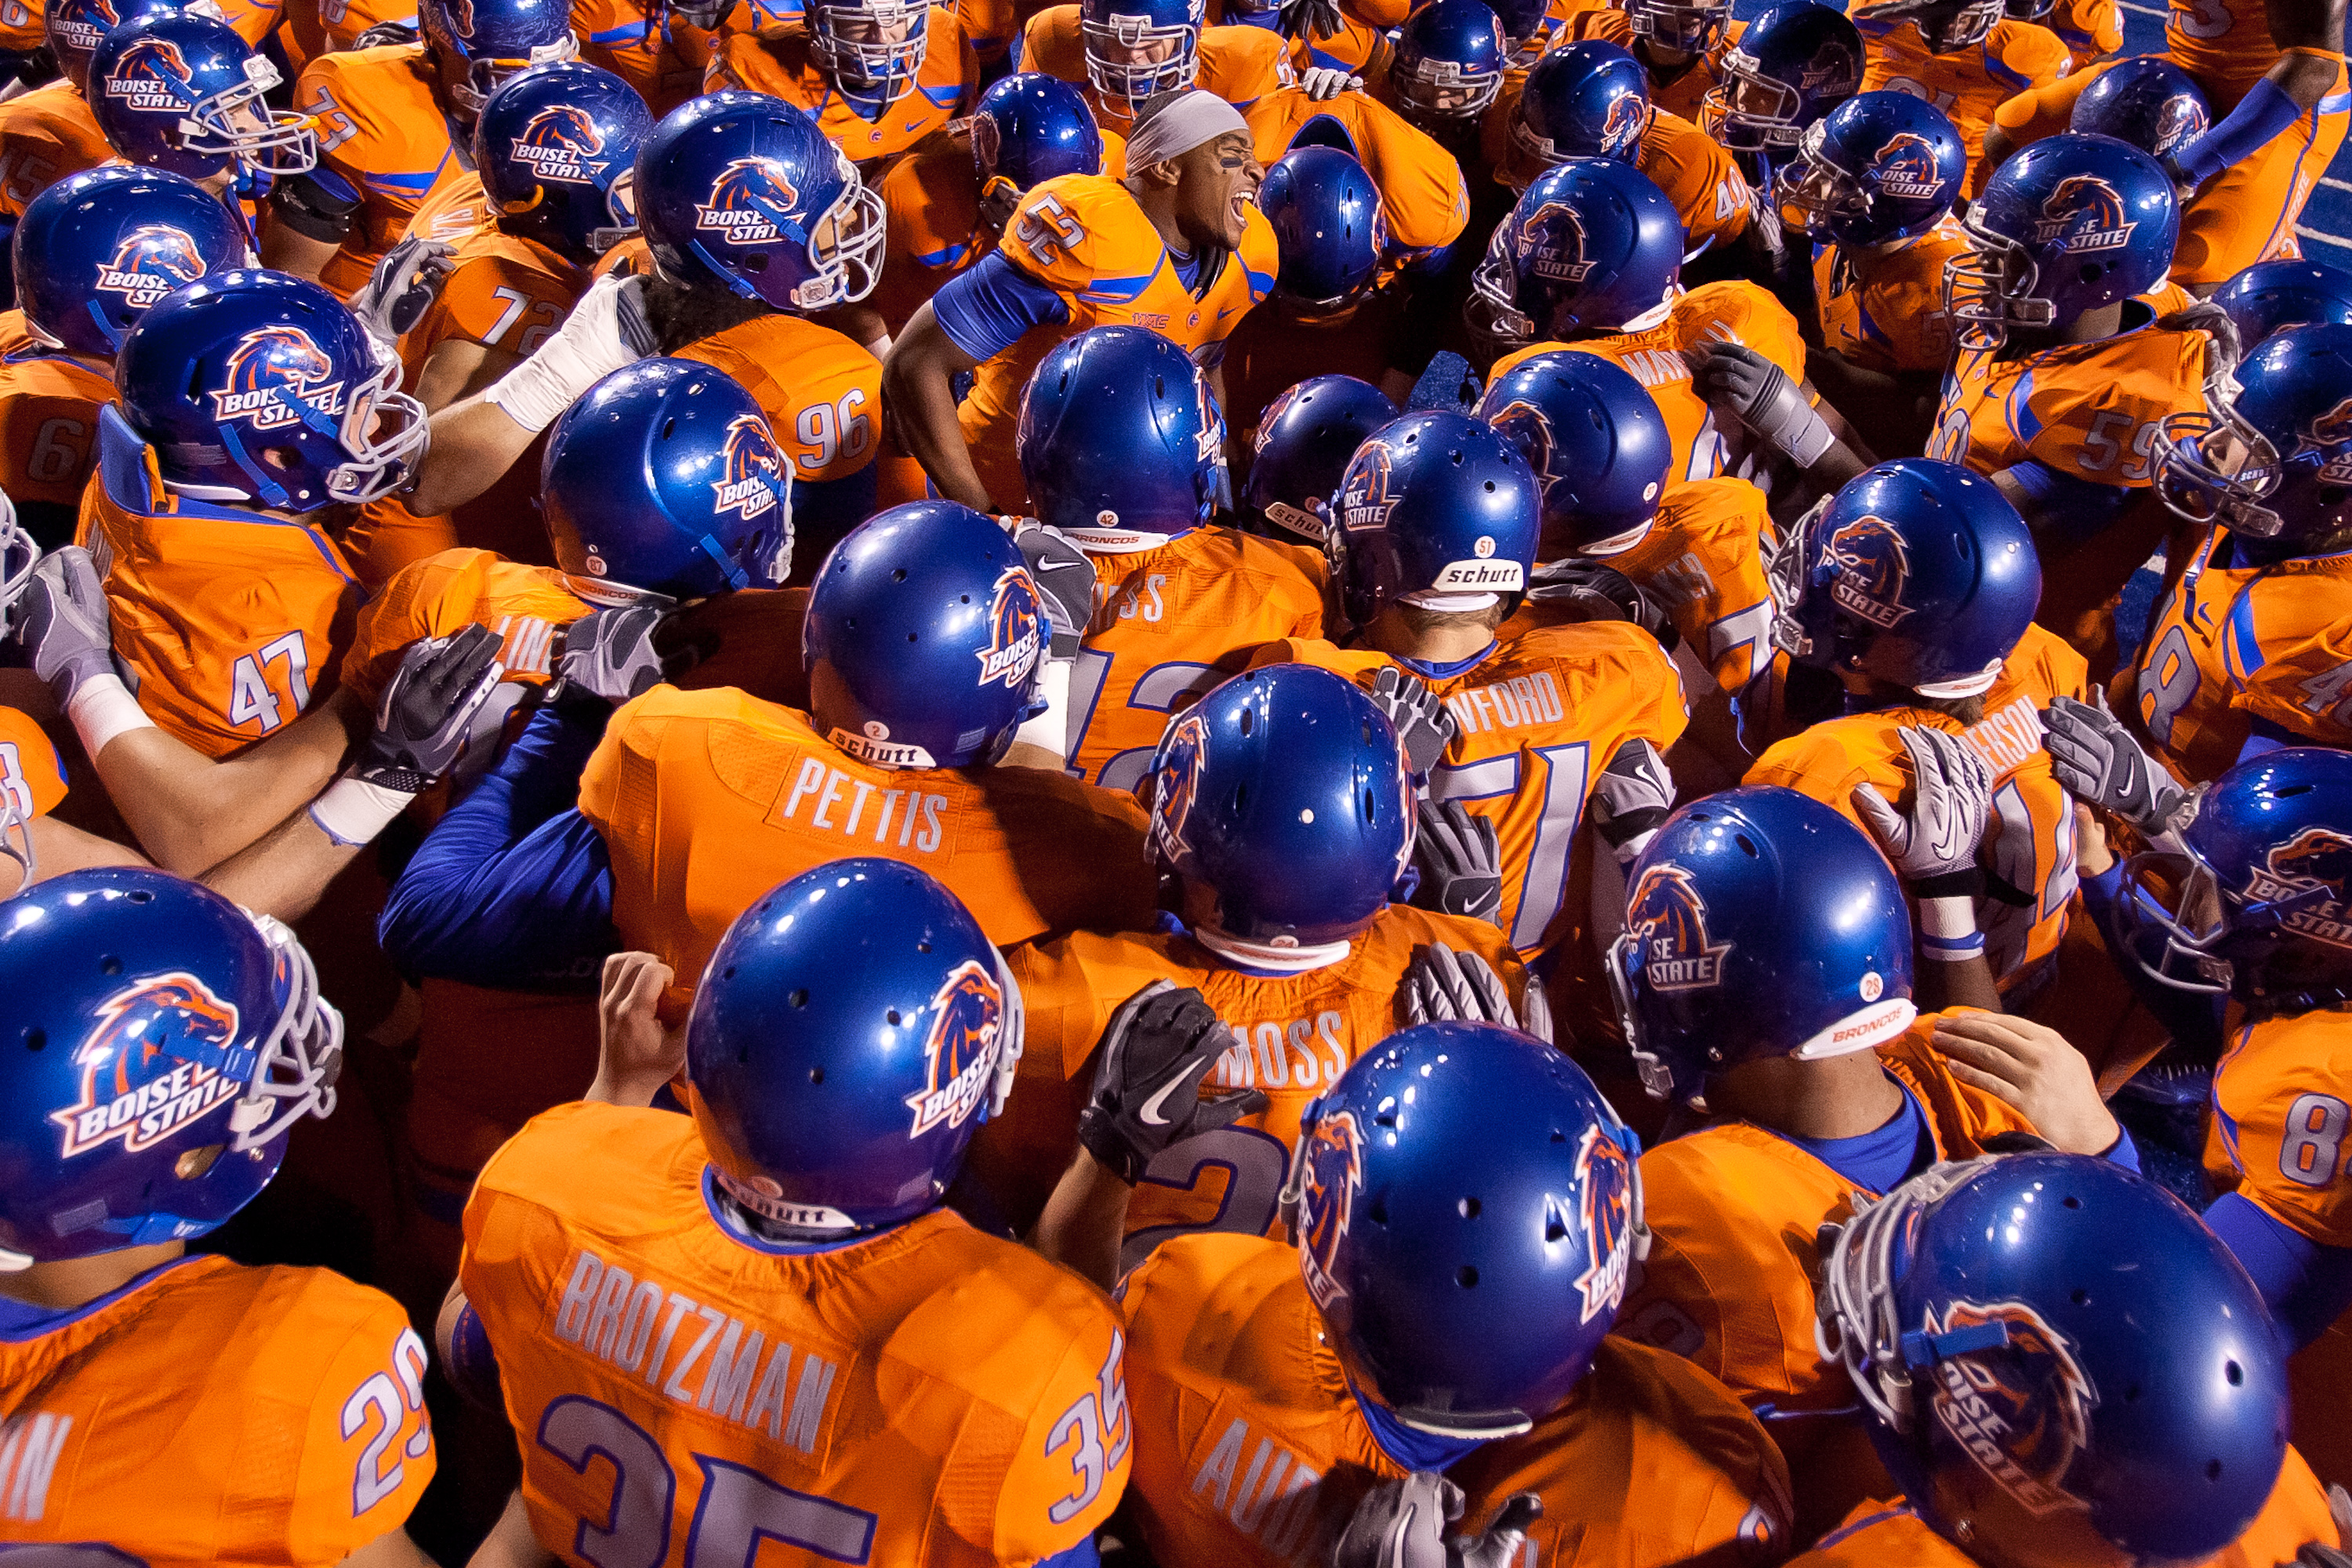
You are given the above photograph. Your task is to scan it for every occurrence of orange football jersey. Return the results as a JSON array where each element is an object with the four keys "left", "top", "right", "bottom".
[
  {"left": 1603, "top": 474, "right": 1778, "bottom": 697},
  {"left": 1021, "top": 7, "right": 1294, "bottom": 125},
  {"left": 0, "top": 1253, "right": 434, "bottom": 1563},
  {"left": 673, "top": 311, "right": 883, "bottom": 492},
  {"left": 1120, "top": 1233, "right": 1792, "bottom": 1568},
  {"left": 294, "top": 44, "right": 463, "bottom": 299},
  {"left": 0, "top": 349, "right": 111, "bottom": 514},
  {"left": 1494, "top": 281, "right": 1809, "bottom": 492},
  {"left": 1926, "top": 310, "right": 2211, "bottom": 488},
  {"left": 876, "top": 129, "right": 988, "bottom": 334},
  {"left": 2047, "top": 0, "right": 2120, "bottom": 67},
  {"left": 704, "top": 11, "right": 979, "bottom": 164},
  {"left": 283, "top": 0, "right": 429, "bottom": 61},
  {"left": 1745, "top": 623, "right": 2089, "bottom": 986},
  {"left": 0, "top": 0, "right": 40, "bottom": 55},
  {"left": 1003, "top": 909, "right": 1529, "bottom": 1262},
  {"left": 1244, "top": 87, "right": 1471, "bottom": 259},
  {"left": 575, "top": 684, "right": 1160, "bottom": 1018},
  {"left": 463, "top": 1100, "right": 1130, "bottom": 1568},
  {"left": 1552, "top": 6, "right": 1726, "bottom": 119},
  {"left": 76, "top": 408, "right": 360, "bottom": 758},
  {"left": 2135, "top": 529, "right": 2352, "bottom": 782},
  {"left": 397, "top": 215, "right": 586, "bottom": 371},
  {"left": 0, "top": 81, "right": 109, "bottom": 224},
  {"left": 1063, "top": 526, "right": 1326, "bottom": 789},
  {"left": 0, "top": 703, "right": 67, "bottom": 826},
  {"left": 1813, "top": 215, "right": 1966, "bottom": 375},
  {"left": 573, "top": 0, "right": 705, "bottom": 111},
  {"left": 959, "top": 172, "right": 1276, "bottom": 511},
  {"left": 1850, "top": 11, "right": 2070, "bottom": 192},
  {"left": 1255, "top": 624, "right": 1691, "bottom": 956},
  {"left": 339, "top": 548, "right": 590, "bottom": 709},
  {"left": 1638, "top": 107, "right": 1754, "bottom": 260},
  {"left": 1796, "top": 1454, "right": 2340, "bottom": 1568},
  {"left": 2168, "top": 0, "right": 2289, "bottom": 106}
]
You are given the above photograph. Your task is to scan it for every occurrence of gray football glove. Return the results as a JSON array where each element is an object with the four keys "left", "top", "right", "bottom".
[
  {"left": 556, "top": 605, "right": 676, "bottom": 704},
  {"left": 1011, "top": 521, "right": 1098, "bottom": 659},
  {"left": 1334, "top": 1474, "right": 1544, "bottom": 1568},
  {"left": 356, "top": 624, "right": 506, "bottom": 793},
  {"left": 1400, "top": 942, "right": 1519, "bottom": 1029},
  {"left": 16, "top": 546, "right": 117, "bottom": 709},
  {"left": 1413, "top": 798, "right": 1503, "bottom": 924},
  {"left": 348, "top": 234, "right": 456, "bottom": 346},
  {"left": 1686, "top": 341, "right": 1836, "bottom": 467},
  {"left": 1370, "top": 664, "right": 1457, "bottom": 776},
  {"left": 1853, "top": 726, "right": 1992, "bottom": 892},
  {"left": 2043, "top": 689, "right": 2187, "bottom": 837},
  {"left": 1076, "top": 981, "right": 1267, "bottom": 1185}
]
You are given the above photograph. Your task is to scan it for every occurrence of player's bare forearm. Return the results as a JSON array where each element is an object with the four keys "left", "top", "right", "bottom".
[
  {"left": 258, "top": 221, "right": 343, "bottom": 285},
  {"left": 465, "top": 1491, "right": 561, "bottom": 1568},
  {"left": 1981, "top": 122, "right": 2016, "bottom": 178},
  {"left": 198, "top": 803, "right": 367, "bottom": 922},
  {"left": 1915, "top": 944, "right": 2004, "bottom": 1014},
  {"left": 1030, "top": 1147, "right": 1132, "bottom": 1292},
  {"left": 414, "top": 338, "right": 524, "bottom": 415},
  {"left": 880, "top": 303, "right": 993, "bottom": 512},
  {"left": 1, "top": 818, "right": 149, "bottom": 898},
  {"left": 2267, "top": 0, "right": 2347, "bottom": 91},
  {"left": 98, "top": 687, "right": 366, "bottom": 877},
  {"left": 336, "top": 1526, "right": 441, "bottom": 1568},
  {"left": 407, "top": 392, "right": 544, "bottom": 517}
]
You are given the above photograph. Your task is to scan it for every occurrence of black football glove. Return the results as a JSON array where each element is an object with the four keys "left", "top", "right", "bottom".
[
  {"left": 1412, "top": 798, "right": 1503, "bottom": 924},
  {"left": 356, "top": 625, "right": 506, "bottom": 793},
  {"left": 1076, "top": 981, "right": 1267, "bottom": 1185}
]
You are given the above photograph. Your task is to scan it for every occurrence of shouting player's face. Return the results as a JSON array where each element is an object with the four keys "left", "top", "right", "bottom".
[{"left": 1173, "top": 130, "right": 1262, "bottom": 249}]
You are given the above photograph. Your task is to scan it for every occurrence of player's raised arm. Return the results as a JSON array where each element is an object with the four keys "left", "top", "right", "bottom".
[{"left": 881, "top": 299, "right": 995, "bottom": 510}]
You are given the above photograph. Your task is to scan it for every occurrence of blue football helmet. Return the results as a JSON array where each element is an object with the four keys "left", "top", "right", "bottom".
[
  {"left": 1488, "top": 0, "right": 1548, "bottom": 64},
  {"left": 89, "top": 13, "right": 316, "bottom": 194},
  {"left": 46, "top": 0, "right": 211, "bottom": 93},
  {"left": 1503, "top": 42, "right": 1652, "bottom": 192},
  {"left": 1701, "top": 2, "right": 1861, "bottom": 151},
  {"left": 1017, "top": 324, "right": 1225, "bottom": 543},
  {"left": 1820, "top": 1154, "right": 2288, "bottom": 1568},
  {"left": 1079, "top": 0, "right": 1203, "bottom": 117},
  {"left": 2068, "top": 56, "right": 2210, "bottom": 162},
  {"left": 0, "top": 867, "right": 343, "bottom": 1268},
  {"left": 116, "top": 269, "right": 426, "bottom": 512},
  {"left": 1770, "top": 458, "right": 2039, "bottom": 699},
  {"left": 1327, "top": 411, "right": 1540, "bottom": 627},
  {"left": 1475, "top": 348, "right": 1669, "bottom": 555},
  {"left": 1776, "top": 89, "right": 1965, "bottom": 249},
  {"left": 541, "top": 358, "right": 792, "bottom": 604},
  {"left": 2154, "top": 322, "right": 2352, "bottom": 548},
  {"left": 802, "top": 501, "right": 1046, "bottom": 769},
  {"left": 686, "top": 858, "right": 1021, "bottom": 1238},
  {"left": 1290, "top": 1022, "right": 1645, "bottom": 1435},
  {"left": 1610, "top": 786, "right": 1916, "bottom": 1103},
  {"left": 1388, "top": 0, "right": 1506, "bottom": 123},
  {"left": 474, "top": 62, "right": 652, "bottom": 263},
  {"left": 972, "top": 72, "right": 1103, "bottom": 227},
  {"left": 1948, "top": 133, "right": 2179, "bottom": 345},
  {"left": 2116, "top": 747, "right": 2352, "bottom": 1012},
  {"left": 637, "top": 91, "right": 886, "bottom": 310},
  {"left": 2209, "top": 258, "right": 2352, "bottom": 349},
  {"left": 1624, "top": 0, "right": 1728, "bottom": 53},
  {"left": 1866, "top": 0, "right": 2002, "bottom": 53},
  {"left": 419, "top": 0, "right": 578, "bottom": 117},
  {"left": 808, "top": 0, "right": 928, "bottom": 107},
  {"left": 13, "top": 165, "right": 249, "bottom": 360},
  {"left": 1243, "top": 374, "right": 1396, "bottom": 542},
  {"left": 1146, "top": 663, "right": 1413, "bottom": 949},
  {"left": 1261, "top": 146, "right": 1386, "bottom": 314},
  {"left": 1470, "top": 157, "right": 1683, "bottom": 343}
]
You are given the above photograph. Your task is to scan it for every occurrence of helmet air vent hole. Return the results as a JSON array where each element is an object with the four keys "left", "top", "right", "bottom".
[
  {"left": 23, "top": 1028, "right": 43, "bottom": 1053},
  {"left": 100, "top": 956, "right": 122, "bottom": 976},
  {"left": 2125, "top": 1384, "right": 2143, "bottom": 1403},
  {"left": 2278, "top": 784, "right": 2315, "bottom": 797},
  {"left": 2206, "top": 1460, "right": 2223, "bottom": 1480},
  {"left": 1545, "top": 1211, "right": 1566, "bottom": 1241},
  {"left": 886, "top": 1009, "right": 902, "bottom": 1025},
  {"left": 1154, "top": 376, "right": 1165, "bottom": 397},
  {"left": 1456, "top": 1265, "right": 1479, "bottom": 1287},
  {"left": 1551, "top": 1127, "right": 1566, "bottom": 1142},
  {"left": 721, "top": 966, "right": 737, "bottom": 980},
  {"left": 661, "top": 418, "right": 676, "bottom": 440},
  {"left": 2071, "top": 1288, "right": 2088, "bottom": 1305},
  {"left": 1233, "top": 784, "right": 1247, "bottom": 810},
  {"left": 1239, "top": 708, "right": 1253, "bottom": 736},
  {"left": 1458, "top": 1196, "right": 1480, "bottom": 1218},
  {"left": 2062, "top": 1195, "right": 2082, "bottom": 1209},
  {"left": 2226, "top": 1360, "right": 2243, "bottom": 1385},
  {"left": 908, "top": 633, "right": 918, "bottom": 642},
  {"left": 1451, "top": 448, "right": 1465, "bottom": 466},
  {"left": 1369, "top": 1198, "right": 1388, "bottom": 1222},
  {"left": 892, "top": 568, "right": 906, "bottom": 582},
  {"left": 960, "top": 593, "right": 971, "bottom": 604},
  {"left": 129, "top": 890, "right": 153, "bottom": 904},
  {"left": 1374, "top": 1110, "right": 1396, "bottom": 1127},
  {"left": 789, "top": 988, "right": 809, "bottom": 1007},
  {"left": 809, "top": 1066, "right": 826, "bottom": 1084},
  {"left": 1735, "top": 834, "right": 1758, "bottom": 858},
  {"left": 916, "top": 940, "right": 931, "bottom": 953}
]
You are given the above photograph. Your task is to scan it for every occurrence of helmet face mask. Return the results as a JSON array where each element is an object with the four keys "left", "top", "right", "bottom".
[
  {"left": 1079, "top": 0, "right": 1200, "bottom": 115},
  {"left": 810, "top": 0, "right": 929, "bottom": 104},
  {"left": 1877, "top": 0, "right": 2001, "bottom": 53},
  {"left": 1625, "top": 0, "right": 1729, "bottom": 53},
  {"left": 92, "top": 18, "right": 319, "bottom": 191},
  {"left": 2154, "top": 321, "right": 2352, "bottom": 549},
  {"left": 1774, "top": 127, "right": 1877, "bottom": 239}
]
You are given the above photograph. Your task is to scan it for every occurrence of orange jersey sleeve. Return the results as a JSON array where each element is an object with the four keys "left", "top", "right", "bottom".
[
  {"left": 1064, "top": 527, "right": 1327, "bottom": 789},
  {"left": 463, "top": 1102, "right": 1129, "bottom": 1566},
  {"left": 576, "top": 685, "right": 1159, "bottom": 1015},
  {"left": 1605, "top": 475, "right": 1779, "bottom": 695},
  {"left": 0, "top": 704, "right": 67, "bottom": 822},
  {"left": 2211, "top": 1010, "right": 2352, "bottom": 1248},
  {"left": 674, "top": 312, "right": 883, "bottom": 484},
  {"left": 1642, "top": 107, "right": 1752, "bottom": 257},
  {"left": 340, "top": 550, "right": 591, "bottom": 708},
  {"left": 0, "top": 350, "right": 111, "bottom": 511},
  {"left": 1812, "top": 217, "right": 1966, "bottom": 375},
  {"left": 2046, "top": 0, "right": 2120, "bottom": 65},
  {"left": 0, "top": 1254, "right": 434, "bottom": 1563},
  {"left": 295, "top": 45, "right": 462, "bottom": 297},
  {"left": 0, "top": 82, "right": 110, "bottom": 221},
  {"left": 79, "top": 411, "right": 358, "bottom": 757},
  {"left": 1243, "top": 88, "right": 1470, "bottom": 256},
  {"left": 2168, "top": 0, "right": 2281, "bottom": 104},
  {"left": 875, "top": 129, "right": 986, "bottom": 333},
  {"left": 1853, "top": 13, "right": 2069, "bottom": 189},
  {"left": 1929, "top": 321, "right": 2210, "bottom": 487},
  {"left": 405, "top": 231, "right": 586, "bottom": 362}
]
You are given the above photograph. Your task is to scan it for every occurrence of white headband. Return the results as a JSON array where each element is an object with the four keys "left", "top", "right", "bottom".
[{"left": 1124, "top": 89, "right": 1250, "bottom": 172}]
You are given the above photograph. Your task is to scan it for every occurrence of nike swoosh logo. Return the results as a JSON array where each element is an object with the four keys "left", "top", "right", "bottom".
[
  {"left": 1137, "top": 1073, "right": 1191, "bottom": 1127},
  {"left": 902, "top": 119, "right": 925, "bottom": 131},
  {"left": 1036, "top": 557, "right": 1088, "bottom": 572}
]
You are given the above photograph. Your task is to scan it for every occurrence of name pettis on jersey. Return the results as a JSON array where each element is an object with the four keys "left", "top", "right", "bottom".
[
  {"left": 1186, "top": 1414, "right": 1339, "bottom": 1563},
  {"left": 775, "top": 754, "right": 953, "bottom": 855},
  {"left": 1207, "top": 1010, "right": 1350, "bottom": 1093},
  {"left": 0, "top": 1412, "right": 72, "bottom": 1523},
  {"left": 550, "top": 1247, "right": 843, "bottom": 1452},
  {"left": 1443, "top": 670, "right": 1567, "bottom": 737}
]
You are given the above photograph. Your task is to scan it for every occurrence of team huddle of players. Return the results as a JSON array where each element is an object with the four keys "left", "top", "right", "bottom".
[{"left": 2, "top": 0, "right": 2352, "bottom": 1556}]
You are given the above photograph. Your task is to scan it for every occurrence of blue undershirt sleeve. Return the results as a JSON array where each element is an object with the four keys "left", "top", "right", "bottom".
[
  {"left": 930, "top": 251, "right": 1072, "bottom": 361},
  {"left": 2205, "top": 1190, "right": 2352, "bottom": 1350}
]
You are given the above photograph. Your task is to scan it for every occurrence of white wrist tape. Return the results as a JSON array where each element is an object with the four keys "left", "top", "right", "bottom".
[
  {"left": 307, "top": 776, "right": 416, "bottom": 848},
  {"left": 1014, "top": 659, "right": 1073, "bottom": 760},
  {"left": 1766, "top": 397, "right": 1837, "bottom": 468},
  {"left": 67, "top": 674, "right": 155, "bottom": 757},
  {"left": 1918, "top": 895, "right": 1986, "bottom": 960}
]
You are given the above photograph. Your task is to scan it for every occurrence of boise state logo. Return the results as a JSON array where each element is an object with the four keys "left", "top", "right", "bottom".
[
  {"left": 2246, "top": 826, "right": 2352, "bottom": 949},
  {"left": 709, "top": 413, "right": 786, "bottom": 522},
  {"left": 510, "top": 104, "right": 608, "bottom": 183},
  {"left": 1823, "top": 514, "right": 1913, "bottom": 630},
  {"left": 209, "top": 325, "right": 347, "bottom": 433},
  {"left": 1297, "top": 1109, "right": 1363, "bottom": 1309},
  {"left": 94, "top": 224, "right": 211, "bottom": 310},
  {"left": 970, "top": 109, "right": 1003, "bottom": 177},
  {"left": 2305, "top": 397, "right": 2352, "bottom": 482},
  {"left": 1925, "top": 1299, "right": 2098, "bottom": 1516},
  {"left": 54, "top": 0, "right": 121, "bottom": 59},
  {"left": 1147, "top": 709, "right": 1210, "bottom": 863},
  {"left": 1872, "top": 132, "right": 1945, "bottom": 201},
  {"left": 1521, "top": 201, "right": 1595, "bottom": 284},
  {"left": 1570, "top": 1123, "right": 1634, "bottom": 1323},
  {"left": 1624, "top": 863, "right": 1734, "bottom": 990},
  {"left": 1486, "top": 399, "right": 1557, "bottom": 483},
  {"left": 974, "top": 565, "right": 1044, "bottom": 691},
  {"left": 103, "top": 37, "right": 198, "bottom": 114},
  {"left": 902, "top": 957, "right": 1005, "bottom": 1138},
  {"left": 1254, "top": 382, "right": 1302, "bottom": 454},
  {"left": 50, "top": 973, "right": 247, "bottom": 1160},
  {"left": 2030, "top": 174, "right": 2138, "bottom": 256},
  {"left": 1800, "top": 39, "right": 1857, "bottom": 90},
  {"left": 2153, "top": 93, "right": 2209, "bottom": 158},
  {"left": 696, "top": 157, "right": 803, "bottom": 246},
  {"left": 1599, "top": 93, "right": 1647, "bottom": 158},
  {"left": 1335, "top": 438, "right": 1398, "bottom": 533}
]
